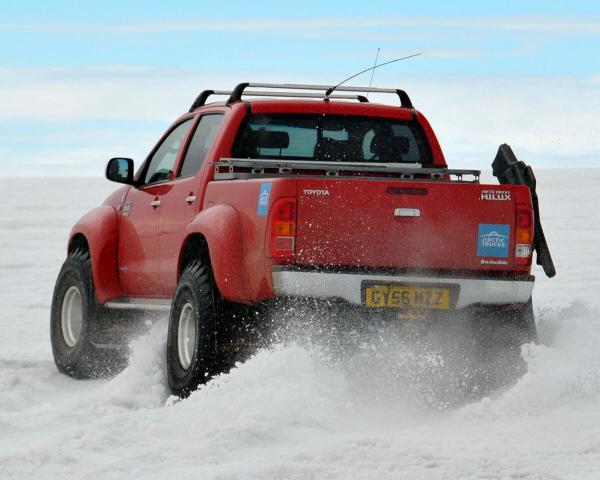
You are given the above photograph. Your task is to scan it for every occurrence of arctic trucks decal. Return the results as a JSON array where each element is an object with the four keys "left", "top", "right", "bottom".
[{"left": 477, "top": 224, "right": 510, "bottom": 257}]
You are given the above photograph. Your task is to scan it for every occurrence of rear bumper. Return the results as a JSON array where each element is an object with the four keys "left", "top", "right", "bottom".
[{"left": 271, "top": 267, "right": 534, "bottom": 309}]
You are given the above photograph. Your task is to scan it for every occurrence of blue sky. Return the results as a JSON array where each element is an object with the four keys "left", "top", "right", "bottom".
[{"left": 1, "top": 0, "right": 599, "bottom": 175}]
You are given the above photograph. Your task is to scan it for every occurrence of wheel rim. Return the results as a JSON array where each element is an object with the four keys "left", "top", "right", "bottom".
[
  {"left": 177, "top": 303, "right": 197, "bottom": 370},
  {"left": 61, "top": 286, "right": 83, "bottom": 348}
]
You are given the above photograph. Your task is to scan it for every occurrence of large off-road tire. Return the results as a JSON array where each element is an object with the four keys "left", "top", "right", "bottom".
[
  {"left": 469, "top": 298, "right": 537, "bottom": 390},
  {"left": 50, "top": 249, "right": 126, "bottom": 378},
  {"left": 473, "top": 298, "right": 537, "bottom": 352},
  {"left": 167, "top": 260, "right": 226, "bottom": 397},
  {"left": 508, "top": 298, "right": 537, "bottom": 345}
]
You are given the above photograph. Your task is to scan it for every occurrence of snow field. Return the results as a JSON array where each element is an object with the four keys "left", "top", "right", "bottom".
[{"left": 1, "top": 171, "right": 600, "bottom": 479}]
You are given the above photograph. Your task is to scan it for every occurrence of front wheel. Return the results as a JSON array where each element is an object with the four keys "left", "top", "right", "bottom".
[{"left": 50, "top": 249, "right": 126, "bottom": 378}]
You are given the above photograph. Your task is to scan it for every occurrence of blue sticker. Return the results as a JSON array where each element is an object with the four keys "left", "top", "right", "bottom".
[
  {"left": 256, "top": 183, "right": 272, "bottom": 216},
  {"left": 477, "top": 224, "right": 510, "bottom": 257}
]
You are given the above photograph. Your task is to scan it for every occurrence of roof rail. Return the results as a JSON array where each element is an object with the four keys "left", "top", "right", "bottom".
[
  {"left": 189, "top": 90, "right": 232, "bottom": 111},
  {"left": 189, "top": 90, "right": 369, "bottom": 111},
  {"left": 189, "top": 83, "right": 412, "bottom": 111},
  {"left": 225, "top": 83, "right": 413, "bottom": 108}
]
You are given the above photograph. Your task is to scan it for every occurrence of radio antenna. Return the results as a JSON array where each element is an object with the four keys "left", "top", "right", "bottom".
[
  {"left": 367, "top": 47, "right": 381, "bottom": 96},
  {"left": 325, "top": 52, "right": 421, "bottom": 97}
]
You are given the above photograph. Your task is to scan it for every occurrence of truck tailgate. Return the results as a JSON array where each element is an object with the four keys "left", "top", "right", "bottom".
[{"left": 295, "top": 179, "right": 527, "bottom": 272}]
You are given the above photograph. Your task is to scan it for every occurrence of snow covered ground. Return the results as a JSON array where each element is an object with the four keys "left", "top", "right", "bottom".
[{"left": 1, "top": 171, "right": 600, "bottom": 479}]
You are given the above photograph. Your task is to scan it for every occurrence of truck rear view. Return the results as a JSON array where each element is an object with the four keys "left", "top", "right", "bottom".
[
  {"left": 50, "top": 82, "right": 554, "bottom": 397},
  {"left": 208, "top": 99, "right": 543, "bottom": 317}
]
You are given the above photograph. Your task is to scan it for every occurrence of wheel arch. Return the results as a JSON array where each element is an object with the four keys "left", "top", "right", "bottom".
[
  {"left": 68, "top": 205, "right": 122, "bottom": 303},
  {"left": 178, "top": 234, "right": 210, "bottom": 275},
  {"left": 68, "top": 233, "right": 89, "bottom": 254},
  {"left": 181, "top": 204, "right": 249, "bottom": 303}
]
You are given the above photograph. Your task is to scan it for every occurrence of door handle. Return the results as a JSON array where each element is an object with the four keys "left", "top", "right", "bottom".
[
  {"left": 150, "top": 199, "right": 161, "bottom": 207},
  {"left": 185, "top": 195, "right": 197, "bottom": 204},
  {"left": 394, "top": 208, "right": 420, "bottom": 217}
]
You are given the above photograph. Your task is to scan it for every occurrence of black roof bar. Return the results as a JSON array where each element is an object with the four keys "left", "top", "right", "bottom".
[
  {"left": 190, "top": 88, "right": 370, "bottom": 111},
  {"left": 225, "top": 82, "right": 414, "bottom": 108},
  {"left": 189, "top": 90, "right": 231, "bottom": 111}
]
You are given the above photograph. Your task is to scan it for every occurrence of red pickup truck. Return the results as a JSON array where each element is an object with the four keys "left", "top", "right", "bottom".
[{"left": 51, "top": 83, "right": 554, "bottom": 396}]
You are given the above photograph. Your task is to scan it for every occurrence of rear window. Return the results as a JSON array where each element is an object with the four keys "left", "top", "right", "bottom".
[{"left": 232, "top": 114, "right": 432, "bottom": 164}]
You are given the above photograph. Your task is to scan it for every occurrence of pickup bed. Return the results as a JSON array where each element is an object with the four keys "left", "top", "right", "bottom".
[{"left": 50, "top": 82, "right": 553, "bottom": 396}]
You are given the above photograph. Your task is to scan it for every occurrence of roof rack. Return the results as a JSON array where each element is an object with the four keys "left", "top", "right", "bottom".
[
  {"left": 189, "top": 89, "right": 369, "bottom": 111},
  {"left": 189, "top": 82, "right": 413, "bottom": 111}
]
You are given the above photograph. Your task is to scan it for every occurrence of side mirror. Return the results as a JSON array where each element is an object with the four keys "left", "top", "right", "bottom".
[{"left": 106, "top": 158, "right": 134, "bottom": 185}]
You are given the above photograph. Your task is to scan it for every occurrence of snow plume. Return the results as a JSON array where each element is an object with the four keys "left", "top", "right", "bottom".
[
  {"left": 465, "top": 302, "right": 600, "bottom": 418},
  {"left": 166, "top": 345, "right": 349, "bottom": 452},
  {"left": 4, "top": 303, "right": 600, "bottom": 478},
  {"left": 259, "top": 301, "right": 526, "bottom": 412},
  {"left": 99, "top": 320, "right": 170, "bottom": 410}
]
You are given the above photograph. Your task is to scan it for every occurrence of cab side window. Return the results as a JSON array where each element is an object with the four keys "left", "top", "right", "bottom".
[
  {"left": 144, "top": 119, "right": 193, "bottom": 185},
  {"left": 178, "top": 114, "right": 224, "bottom": 178}
]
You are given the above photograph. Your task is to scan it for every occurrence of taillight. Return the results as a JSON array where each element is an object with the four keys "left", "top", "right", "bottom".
[
  {"left": 268, "top": 197, "right": 297, "bottom": 257},
  {"left": 515, "top": 203, "right": 534, "bottom": 264}
]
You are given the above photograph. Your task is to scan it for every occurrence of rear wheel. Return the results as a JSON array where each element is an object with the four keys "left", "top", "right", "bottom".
[
  {"left": 167, "top": 259, "right": 259, "bottom": 397},
  {"left": 51, "top": 249, "right": 127, "bottom": 378},
  {"left": 472, "top": 298, "right": 537, "bottom": 352},
  {"left": 469, "top": 298, "right": 536, "bottom": 389},
  {"left": 167, "top": 260, "right": 225, "bottom": 397}
]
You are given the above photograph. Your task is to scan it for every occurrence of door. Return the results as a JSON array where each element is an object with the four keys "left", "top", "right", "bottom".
[
  {"left": 158, "top": 113, "right": 225, "bottom": 294},
  {"left": 118, "top": 118, "right": 193, "bottom": 296}
]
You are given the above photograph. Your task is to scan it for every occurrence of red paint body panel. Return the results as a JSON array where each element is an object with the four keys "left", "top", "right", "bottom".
[
  {"left": 118, "top": 184, "right": 164, "bottom": 296},
  {"left": 184, "top": 204, "right": 249, "bottom": 302},
  {"left": 202, "top": 178, "right": 299, "bottom": 302},
  {"left": 294, "top": 179, "right": 531, "bottom": 272},
  {"left": 158, "top": 176, "right": 200, "bottom": 294},
  {"left": 69, "top": 205, "right": 121, "bottom": 303}
]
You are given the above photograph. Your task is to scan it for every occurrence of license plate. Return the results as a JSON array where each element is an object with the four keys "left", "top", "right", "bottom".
[{"left": 362, "top": 283, "right": 451, "bottom": 310}]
